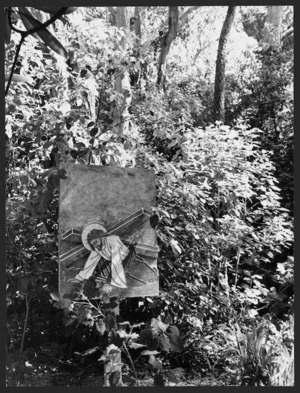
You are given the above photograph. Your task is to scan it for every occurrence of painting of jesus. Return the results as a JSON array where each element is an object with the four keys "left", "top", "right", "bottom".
[{"left": 59, "top": 164, "right": 159, "bottom": 299}]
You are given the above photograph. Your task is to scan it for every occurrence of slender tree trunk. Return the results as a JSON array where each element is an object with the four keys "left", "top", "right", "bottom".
[
  {"left": 109, "top": 7, "right": 135, "bottom": 135},
  {"left": 134, "top": 6, "right": 142, "bottom": 39},
  {"left": 213, "top": 6, "right": 237, "bottom": 123},
  {"left": 20, "top": 294, "right": 31, "bottom": 356},
  {"left": 157, "top": 6, "right": 179, "bottom": 88},
  {"left": 262, "top": 6, "right": 284, "bottom": 48}
]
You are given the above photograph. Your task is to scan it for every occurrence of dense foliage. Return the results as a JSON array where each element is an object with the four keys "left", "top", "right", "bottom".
[{"left": 6, "top": 6, "right": 293, "bottom": 387}]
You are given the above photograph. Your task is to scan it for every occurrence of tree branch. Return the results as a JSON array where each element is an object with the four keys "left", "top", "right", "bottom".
[
  {"left": 5, "top": 35, "right": 25, "bottom": 96},
  {"left": 7, "top": 7, "right": 68, "bottom": 36},
  {"left": 179, "top": 6, "right": 200, "bottom": 24},
  {"left": 5, "top": 7, "right": 69, "bottom": 96}
]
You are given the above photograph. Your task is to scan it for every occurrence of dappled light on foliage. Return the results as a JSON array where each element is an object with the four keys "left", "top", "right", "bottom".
[{"left": 5, "top": 5, "right": 293, "bottom": 387}]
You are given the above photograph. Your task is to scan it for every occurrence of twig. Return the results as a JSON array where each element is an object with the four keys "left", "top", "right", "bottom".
[
  {"left": 73, "top": 298, "right": 103, "bottom": 316},
  {"left": 20, "top": 293, "right": 31, "bottom": 356},
  {"left": 108, "top": 118, "right": 130, "bottom": 132},
  {"left": 122, "top": 342, "right": 140, "bottom": 386},
  {"left": 96, "top": 74, "right": 104, "bottom": 123},
  {"left": 5, "top": 34, "right": 26, "bottom": 96},
  {"left": 38, "top": 351, "right": 84, "bottom": 369},
  {"left": 234, "top": 249, "right": 241, "bottom": 288},
  {"left": 159, "top": 271, "right": 171, "bottom": 287}
]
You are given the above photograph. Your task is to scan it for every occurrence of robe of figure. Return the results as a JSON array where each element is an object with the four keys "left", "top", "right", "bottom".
[{"left": 75, "top": 235, "right": 129, "bottom": 288}]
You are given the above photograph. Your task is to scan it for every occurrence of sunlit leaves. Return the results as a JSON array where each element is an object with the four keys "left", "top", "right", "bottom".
[
  {"left": 5, "top": 7, "right": 294, "bottom": 383},
  {"left": 5, "top": 73, "right": 33, "bottom": 85},
  {"left": 139, "top": 318, "right": 184, "bottom": 353}
]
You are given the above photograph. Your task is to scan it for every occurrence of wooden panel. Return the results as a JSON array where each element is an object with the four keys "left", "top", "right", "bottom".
[{"left": 59, "top": 163, "right": 159, "bottom": 299}]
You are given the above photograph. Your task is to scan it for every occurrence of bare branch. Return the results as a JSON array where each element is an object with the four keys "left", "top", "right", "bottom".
[
  {"left": 179, "top": 6, "right": 201, "bottom": 24},
  {"left": 7, "top": 7, "right": 68, "bottom": 36}
]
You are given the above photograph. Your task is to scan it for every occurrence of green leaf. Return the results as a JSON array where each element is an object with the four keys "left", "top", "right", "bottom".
[
  {"left": 90, "top": 127, "right": 99, "bottom": 137},
  {"left": 139, "top": 328, "right": 159, "bottom": 350},
  {"left": 170, "top": 239, "right": 181, "bottom": 255},
  {"left": 149, "top": 355, "right": 163, "bottom": 370},
  {"left": 165, "top": 368, "right": 184, "bottom": 383},
  {"left": 95, "top": 320, "right": 106, "bottom": 335},
  {"left": 19, "top": 175, "right": 29, "bottom": 185},
  {"left": 151, "top": 318, "right": 169, "bottom": 335},
  {"left": 5, "top": 73, "right": 33, "bottom": 85},
  {"left": 118, "top": 321, "right": 130, "bottom": 326},
  {"left": 168, "top": 325, "right": 179, "bottom": 336},
  {"left": 49, "top": 291, "right": 60, "bottom": 301},
  {"left": 132, "top": 322, "right": 145, "bottom": 329},
  {"left": 109, "top": 370, "right": 121, "bottom": 386},
  {"left": 43, "top": 140, "right": 54, "bottom": 149},
  {"left": 168, "top": 326, "right": 184, "bottom": 352},
  {"left": 82, "top": 347, "right": 99, "bottom": 356},
  {"left": 158, "top": 333, "right": 171, "bottom": 352},
  {"left": 128, "top": 342, "right": 146, "bottom": 349},
  {"left": 104, "top": 314, "right": 117, "bottom": 332},
  {"left": 16, "top": 276, "right": 34, "bottom": 294},
  {"left": 18, "top": 7, "right": 68, "bottom": 59},
  {"left": 141, "top": 350, "right": 160, "bottom": 356},
  {"left": 83, "top": 279, "right": 97, "bottom": 298}
]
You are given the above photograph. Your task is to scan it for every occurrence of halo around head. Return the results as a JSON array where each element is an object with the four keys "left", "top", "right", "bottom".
[{"left": 81, "top": 222, "right": 107, "bottom": 251}]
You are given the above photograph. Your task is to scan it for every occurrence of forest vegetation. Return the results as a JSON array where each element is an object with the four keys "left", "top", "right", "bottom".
[{"left": 5, "top": 5, "right": 294, "bottom": 387}]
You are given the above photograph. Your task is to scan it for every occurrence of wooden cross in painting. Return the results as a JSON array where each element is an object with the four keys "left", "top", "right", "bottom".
[{"left": 58, "top": 164, "right": 159, "bottom": 299}]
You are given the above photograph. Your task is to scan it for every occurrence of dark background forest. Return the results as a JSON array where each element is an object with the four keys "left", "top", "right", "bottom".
[{"left": 5, "top": 5, "right": 294, "bottom": 387}]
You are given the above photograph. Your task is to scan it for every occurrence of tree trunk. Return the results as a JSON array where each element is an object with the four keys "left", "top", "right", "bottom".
[
  {"left": 157, "top": 6, "right": 179, "bottom": 88},
  {"left": 133, "top": 6, "right": 142, "bottom": 39},
  {"left": 262, "top": 6, "right": 284, "bottom": 48},
  {"left": 109, "top": 7, "right": 135, "bottom": 135},
  {"left": 213, "top": 6, "right": 237, "bottom": 123}
]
